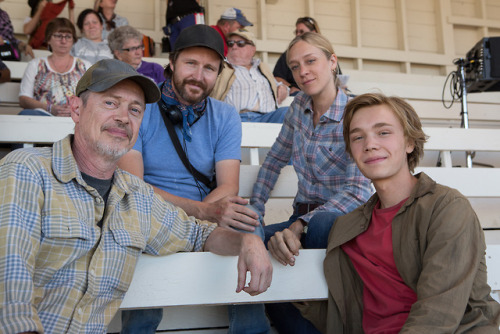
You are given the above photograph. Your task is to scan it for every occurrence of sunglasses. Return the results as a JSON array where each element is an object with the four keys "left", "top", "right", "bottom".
[
  {"left": 120, "top": 45, "right": 145, "bottom": 52},
  {"left": 227, "top": 40, "right": 253, "bottom": 48}
]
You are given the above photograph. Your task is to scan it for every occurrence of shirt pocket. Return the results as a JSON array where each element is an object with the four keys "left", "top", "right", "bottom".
[
  {"left": 37, "top": 210, "right": 95, "bottom": 281},
  {"left": 315, "top": 144, "right": 347, "bottom": 177},
  {"left": 108, "top": 226, "right": 147, "bottom": 293},
  {"left": 109, "top": 226, "right": 147, "bottom": 252},
  {"left": 41, "top": 209, "right": 93, "bottom": 240}
]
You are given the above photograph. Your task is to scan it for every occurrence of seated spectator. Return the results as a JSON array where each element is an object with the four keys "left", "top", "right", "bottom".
[
  {"left": 94, "top": 0, "right": 128, "bottom": 40},
  {"left": 163, "top": 0, "right": 205, "bottom": 51},
  {"left": 0, "top": 58, "right": 272, "bottom": 333},
  {"left": 71, "top": 8, "right": 113, "bottom": 64},
  {"left": 252, "top": 32, "right": 372, "bottom": 334},
  {"left": 108, "top": 25, "right": 164, "bottom": 84},
  {"left": 274, "top": 17, "right": 321, "bottom": 96},
  {"left": 0, "top": 1, "right": 34, "bottom": 59},
  {"left": 275, "top": 93, "right": 500, "bottom": 333},
  {"left": 25, "top": 0, "right": 75, "bottom": 49},
  {"left": 19, "top": 17, "right": 91, "bottom": 116},
  {"left": 210, "top": 7, "right": 253, "bottom": 57},
  {"left": 0, "top": 59, "right": 10, "bottom": 82},
  {"left": 211, "top": 30, "right": 289, "bottom": 123}
]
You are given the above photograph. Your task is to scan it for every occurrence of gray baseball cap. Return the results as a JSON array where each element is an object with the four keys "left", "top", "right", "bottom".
[
  {"left": 221, "top": 8, "right": 253, "bottom": 27},
  {"left": 76, "top": 59, "right": 161, "bottom": 104}
]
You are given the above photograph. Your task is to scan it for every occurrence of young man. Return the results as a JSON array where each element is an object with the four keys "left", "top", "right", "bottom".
[
  {"left": 271, "top": 92, "right": 500, "bottom": 333},
  {"left": 118, "top": 25, "right": 270, "bottom": 333},
  {"left": 0, "top": 59, "right": 272, "bottom": 333}
]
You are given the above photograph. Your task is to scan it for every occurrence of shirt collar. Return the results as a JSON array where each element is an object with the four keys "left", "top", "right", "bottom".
[
  {"left": 51, "top": 135, "right": 138, "bottom": 195},
  {"left": 302, "top": 88, "right": 349, "bottom": 123}
]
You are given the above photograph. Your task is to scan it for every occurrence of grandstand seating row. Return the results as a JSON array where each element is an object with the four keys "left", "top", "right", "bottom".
[{"left": 0, "top": 117, "right": 498, "bottom": 332}]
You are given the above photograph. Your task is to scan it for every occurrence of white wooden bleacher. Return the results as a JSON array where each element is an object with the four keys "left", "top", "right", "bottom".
[{"left": 1, "top": 117, "right": 499, "bottom": 333}]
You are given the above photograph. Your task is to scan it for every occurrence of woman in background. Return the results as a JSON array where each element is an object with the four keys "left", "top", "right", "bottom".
[
  {"left": 94, "top": 0, "right": 128, "bottom": 40},
  {"left": 0, "top": 0, "right": 34, "bottom": 59},
  {"left": 19, "top": 18, "right": 90, "bottom": 116},
  {"left": 273, "top": 17, "right": 321, "bottom": 96},
  {"left": 72, "top": 9, "right": 113, "bottom": 64},
  {"left": 108, "top": 25, "right": 164, "bottom": 84},
  {"left": 24, "top": 0, "right": 75, "bottom": 49}
]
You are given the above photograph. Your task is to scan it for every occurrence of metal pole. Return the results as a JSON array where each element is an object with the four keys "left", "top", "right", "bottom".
[{"left": 455, "top": 58, "right": 473, "bottom": 168}]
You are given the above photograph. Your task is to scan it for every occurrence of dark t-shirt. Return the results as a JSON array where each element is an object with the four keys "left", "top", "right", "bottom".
[
  {"left": 273, "top": 51, "right": 298, "bottom": 89},
  {"left": 166, "top": 0, "right": 203, "bottom": 23},
  {"left": 81, "top": 172, "right": 113, "bottom": 227}
]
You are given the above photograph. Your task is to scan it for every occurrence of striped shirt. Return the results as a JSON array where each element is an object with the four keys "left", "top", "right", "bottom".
[
  {"left": 250, "top": 89, "right": 372, "bottom": 223},
  {"left": 0, "top": 136, "right": 216, "bottom": 333},
  {"left": 224, "top": 59, "right": 277, "bottom": 113}
]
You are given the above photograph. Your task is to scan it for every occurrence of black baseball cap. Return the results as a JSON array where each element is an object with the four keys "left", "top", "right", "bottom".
[
  {"left": 76, "top": 59, "right": 160, "bottom": 104},
  {"left": 173, "top": 25, "right": 225, "bottom": 60}
]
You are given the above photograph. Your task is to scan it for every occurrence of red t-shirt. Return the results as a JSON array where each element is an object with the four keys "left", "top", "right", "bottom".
[
  {"left": 210, "top": 25, "right": 228, "bottom": 57},
  {"left": 342, "top": 198, "right": 417, "bottom": 334}
]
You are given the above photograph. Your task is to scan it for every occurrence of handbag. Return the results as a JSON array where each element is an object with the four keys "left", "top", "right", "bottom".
[{"left": 0, "top": 40, "right": 20, "bottom": 61}]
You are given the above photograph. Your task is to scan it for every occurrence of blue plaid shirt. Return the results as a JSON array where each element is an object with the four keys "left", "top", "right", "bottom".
[
  {"left": 0, "top": 136, "right": 216, "bottom": 333},
  {"left": 250, "top": 89, "right": 372, "bottom": 223}
]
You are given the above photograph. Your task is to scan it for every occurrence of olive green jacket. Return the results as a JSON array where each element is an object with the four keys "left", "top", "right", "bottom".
[{"left": 298, "top": 173, "right": 500, "bottom": 333}]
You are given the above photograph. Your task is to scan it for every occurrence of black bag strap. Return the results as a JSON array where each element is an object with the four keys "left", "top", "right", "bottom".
[{"left": 158, "top": 101, "right": 216, "bottom": 190}]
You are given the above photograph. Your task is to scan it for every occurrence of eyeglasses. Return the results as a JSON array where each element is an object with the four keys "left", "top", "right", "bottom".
[
  {"left": 52, "top": 34, "right": 73, "bottom": 41},
  {"left": 120, "top": 45, "right": 145, "bottom": 52},
  {"left": 227, "top": 40, "right": 253, "bottom": 48}
]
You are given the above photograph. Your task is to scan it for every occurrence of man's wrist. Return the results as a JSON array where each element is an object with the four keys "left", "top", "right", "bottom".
[{"left": 290, "top": 219, "right": 306, "bottom": 236}]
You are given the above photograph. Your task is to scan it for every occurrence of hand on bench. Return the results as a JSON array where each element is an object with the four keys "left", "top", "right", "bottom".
[
  {"left": 204, "top": 228, "right": 273, "bottom": 296},
  {"left": 268, "top": 223, "right": 303, "bottom": 266}
]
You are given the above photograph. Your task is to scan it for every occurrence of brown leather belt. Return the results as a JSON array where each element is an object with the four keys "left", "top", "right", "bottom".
[{"left": 295, "top": 203, "right": 321, "bottom": 216}]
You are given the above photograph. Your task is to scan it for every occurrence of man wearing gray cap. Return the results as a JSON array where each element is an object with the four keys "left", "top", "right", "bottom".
[
  {"left": 118, "top": 25, "right": 271, "bottom": 334},
  {"left": 211, "top": 7, "right": 253, "bottom": 57},
  {"left": 0, "top": 59, "right": 272, "bottom": 333}
]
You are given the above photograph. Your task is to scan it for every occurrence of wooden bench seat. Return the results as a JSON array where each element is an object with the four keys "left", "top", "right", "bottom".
[{"left": 0, "top": 117, "right": 498, "bottom": 333}]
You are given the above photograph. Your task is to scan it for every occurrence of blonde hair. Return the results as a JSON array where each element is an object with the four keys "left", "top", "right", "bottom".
[
  {"left": 286, "top": 32, "right": 341, "bottom": 88},
  {"left": 343, "top": 93, "right": 428, "bottom": 172}
]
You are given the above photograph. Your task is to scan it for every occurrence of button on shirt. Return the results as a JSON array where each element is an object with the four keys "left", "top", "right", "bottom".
[
  {"left": 224, "top": 59, "right": 277, "bottom": 113},
  {"left": 0, "top": 136, "right": 216, "bottom": 333},
  {"left": 250, "top": 89, "right": 372, "bottom": 223}
]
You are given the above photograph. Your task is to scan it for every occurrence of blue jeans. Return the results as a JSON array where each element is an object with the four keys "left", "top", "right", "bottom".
[
  {"left": 19, "top": 109, "right": 52, "bottom": 116},
  {"left": 121, "top": 205, "right": 270, "bottom": 334},
  {"left": 264, "top": 210, "right": 340, "bottom": 334},
  {"left": 239, "top": 107, "right": 288, "bottom": 124}
]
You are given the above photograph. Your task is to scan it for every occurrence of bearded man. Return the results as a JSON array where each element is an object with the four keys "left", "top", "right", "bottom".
[{"left": 118, "top": 24, "right": 271, "bottom": 334}]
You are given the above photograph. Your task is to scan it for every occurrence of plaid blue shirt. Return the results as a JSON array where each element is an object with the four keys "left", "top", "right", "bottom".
[
  {"left": 0, "top": 136, "right": 216, "bottom": 333},
  {"left": 250, "top": 89, "right": 372, "bottom": 223}
]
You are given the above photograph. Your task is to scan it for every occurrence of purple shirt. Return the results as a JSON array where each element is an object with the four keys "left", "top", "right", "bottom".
[
  {"left": 137, "top": 60, "right": 165, "bottom": 84},
  {"left": 0, "top": 8, "right": 18, "bottom": 44},
  {"left": 250, "top": 89, "right": 372, "bottom": 223}
]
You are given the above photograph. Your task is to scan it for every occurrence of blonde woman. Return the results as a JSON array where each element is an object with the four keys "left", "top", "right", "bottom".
[{"left": 251, "top": 32, "right": 372, "bottom": 333}]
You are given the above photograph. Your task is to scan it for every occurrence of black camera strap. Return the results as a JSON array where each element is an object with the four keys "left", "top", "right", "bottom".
[{"left": 158, "top": 101, "right": 216, "bottom": 191}]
